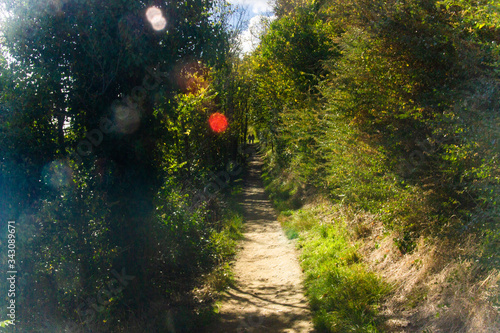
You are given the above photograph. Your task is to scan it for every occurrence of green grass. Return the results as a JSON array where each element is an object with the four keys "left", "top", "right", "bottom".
[
  {"left": 280, "top": 208, "right": 317, "bottom": 239},
  {"left": 210, "top": 206, "right": 244, "bottom": 262},
  {"left": 279, "top": 208, "right": 391, "bottom": 332},
  {"left": 303, "top": 225, "right": 390, "bottom": 332}
]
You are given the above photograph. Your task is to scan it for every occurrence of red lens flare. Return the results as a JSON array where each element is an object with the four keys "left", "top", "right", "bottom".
[{"left": 209, "top": 113, "right": 228, "bottom": 133}]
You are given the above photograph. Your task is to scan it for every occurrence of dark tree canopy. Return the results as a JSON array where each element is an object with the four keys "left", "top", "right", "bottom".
[{"left": 0, "top": 0, "right": 244, "bottom": 331}]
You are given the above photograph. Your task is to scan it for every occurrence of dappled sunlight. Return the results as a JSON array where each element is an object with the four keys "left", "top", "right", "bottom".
[
  {"left": 174, "top": 61, "right": 209, "bottom": 95},
  {"left": 54, "top": 262, "right": 80, "bottom": 296},
  {"left": 146, "top": 6, "right": 166, "bottom": 31}
]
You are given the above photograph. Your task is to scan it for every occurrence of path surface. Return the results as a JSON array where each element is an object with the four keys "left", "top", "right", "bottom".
[{"left": 207, "top": 151, "right": 315, "bottom": 333}]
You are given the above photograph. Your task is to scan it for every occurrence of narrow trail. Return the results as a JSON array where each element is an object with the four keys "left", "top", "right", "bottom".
[{"left": 207, "top": 150, "right": 315, "bottom": 333}]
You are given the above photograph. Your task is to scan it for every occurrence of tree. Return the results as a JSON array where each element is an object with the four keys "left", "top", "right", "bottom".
[{"left": 1, "top": 0, "right": 234, "bottom": 329}]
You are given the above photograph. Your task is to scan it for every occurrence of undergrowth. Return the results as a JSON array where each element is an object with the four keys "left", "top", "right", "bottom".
[
  {"left": 152, "top": 199, "right": 244, "bottom": 333},
  {"left": 276, "top": 204, "right": 390, "bottom": 332},
  {"left": 187, "top": 193, "right": 246, "bottom": 331}
]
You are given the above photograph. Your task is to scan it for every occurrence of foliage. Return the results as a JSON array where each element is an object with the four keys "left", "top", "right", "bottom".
[
  {"left": 242, "top": 0, "right": 500, "bottom": 330},
  {"left": 0, "top": 0, "right": 247, "bottom": 331},
  {"left": 1, "top": 0, "right": 499, "bottom": 330},
  {"left": 261, "top": 6, "right": 336, "bottom": 93},
  {"left": 248, "top": 0, "right": 499, "bottom": 247}
]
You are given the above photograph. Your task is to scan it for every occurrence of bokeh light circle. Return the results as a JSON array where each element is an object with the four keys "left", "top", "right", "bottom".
[
  {"left": 209, "top": 113, "right": 228, "bottom": 133},
  {"left": 146, "top": 7, "right": 167, "bottom": 31}
]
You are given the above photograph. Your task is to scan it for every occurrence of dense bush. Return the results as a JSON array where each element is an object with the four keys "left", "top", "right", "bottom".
[
  {"left": 248, "top": 0, "right": 499, "bottom": 251},
  {"left": 243, "top": 0, "right": 499, "bottom": 330},
  {"left": 0, "top": 0, "right": 247, "bottom": 331}
]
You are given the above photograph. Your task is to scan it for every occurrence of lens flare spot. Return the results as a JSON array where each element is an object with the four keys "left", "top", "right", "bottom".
[
  {"left": 209, "top": 113, "right": 228, "bottom": 133},
  {"left": 113, "top": 103, "right": 140, "bottom": 134},
  {"left": 42, "top": 160, "right": 73, "bottom": 189},
  {"left": 151, "top": 16, "right": 167, "bottom": 31},
  {"left": 146, "top": 7, "right": 167, "bottom": 31}
]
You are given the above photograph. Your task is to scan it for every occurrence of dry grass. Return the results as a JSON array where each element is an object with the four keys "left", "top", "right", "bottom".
[
  {"left": 298, "top": 196, "right": 500, "bottom": 332},
  {"left": 352, "top": 216, "right": 500, "bottom": 333}
]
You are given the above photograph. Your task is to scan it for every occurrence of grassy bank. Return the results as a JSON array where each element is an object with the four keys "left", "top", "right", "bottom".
[
  {"left": 278, "top": 204, "right": 390, "bottom": 332},
  {"left": 182, "top": 199, "right": 245, "bottom": 332}
]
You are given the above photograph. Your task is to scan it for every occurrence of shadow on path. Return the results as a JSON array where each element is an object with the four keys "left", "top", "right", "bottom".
[{"left": 205, "top": 147, "right": 315, "bottom": 333}]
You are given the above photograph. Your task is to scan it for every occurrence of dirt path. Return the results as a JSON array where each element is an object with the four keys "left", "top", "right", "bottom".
[{"left": 207, "top": 151, "right": 315, "bottom": 333}]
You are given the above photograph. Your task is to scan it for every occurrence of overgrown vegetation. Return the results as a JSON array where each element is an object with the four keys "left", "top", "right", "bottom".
[
  {"left": 0, "top": 0, "right": 247, "bottom": 331},
  {"left": 245, "top": 0, "right": 500, "bottom": 331}
]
